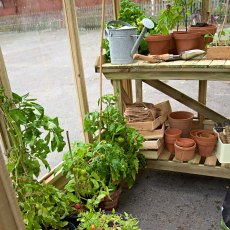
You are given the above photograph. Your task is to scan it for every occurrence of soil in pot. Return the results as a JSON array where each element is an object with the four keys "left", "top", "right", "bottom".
[
  {"left": 164, "top": 128, "right": 182, "bottom": 153},
  {"left": 98, "top": 185, "right": 122, "bottom": 211},
  {"left": 174, "top": 141, "right": 196, "bottom": 161},
  {"left": 145, "top": 34, "right": 171, "bottom": 55},
  {"left": 168, "top": 111, "right": 194, "bottom": 138},
  {"left": 173, "top": 32, "right": 201, "bottom": 54}
]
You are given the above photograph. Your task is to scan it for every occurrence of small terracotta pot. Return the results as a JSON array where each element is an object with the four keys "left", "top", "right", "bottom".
[
  {"left": 195, "top": 130, "right": 217, "bottom": 157},
  {"left": 168, "top": 111, "right": 194, "bottom": 138},
  {"left": 145, "top": 34, "right": 172, "bottom": 55},
  {"left": 196, "top": 139, "right": 216, "bottom": 157},
  {"left": 175, "top": 138, "right": 195, "bottom": 148},
  {"left": 174, "top": 142, "right": 196, "bottom": 161},
  {"left": 164, "top": 128, "right": 182, "bottom": 153}
]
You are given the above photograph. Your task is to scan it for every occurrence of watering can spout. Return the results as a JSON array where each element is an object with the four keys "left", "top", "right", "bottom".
[{"left": 131, "top": 18, "right": 154, "bottom": 56}]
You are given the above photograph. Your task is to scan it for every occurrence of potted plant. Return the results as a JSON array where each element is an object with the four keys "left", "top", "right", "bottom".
[
  {"left": 0, "top": 88, "right": 77, "bottom": 229},
  {"left": 77, "top": 209, "right": 140, "bottom": 230},
  {"left": 61, "top": 94, "right": 145, "bottom": 211},
  {"left": 145, "top": 3, "right": 182, "bottom": 55},
  {"left": 170, "top": 0, "right": 202, "bottom": 53}
]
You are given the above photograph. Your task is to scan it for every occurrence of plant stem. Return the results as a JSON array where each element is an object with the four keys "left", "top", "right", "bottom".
[{"left": 66, "top": 131, "right": 78, "bottom": 195}]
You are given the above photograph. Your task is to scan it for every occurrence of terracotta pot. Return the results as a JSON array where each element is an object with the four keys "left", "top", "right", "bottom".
[
  {"left": 99, "top": 185, "right": 122, "bottom": 211},
  {"left": 174, "top": 142, "right": 196, "bottom": 161},
  {"left": 168, "top": 111, "right": 194, "bottom": 138},
  {"left": 195, "top": 130, "right": 218, "bottom": 143},
  {"left": 196, "top": 138, "right": 216, "bottom": 157},
  {"left": 164, "top": 128, "right": 182, "bottom": 153},
  {"left": 145, "top": 34, "right": 172, "bottom": 55},
  {"left": 188, "top": 24, "right": 217, "bottom": 47},
  {"left": 175, "top": 138, "right": 195, "bottom": 148},
  {"left": 190, "top": 129, "right": 203, "bottom": 141},
  {"left": 173, "top": 32, "right": 201, "bottom": 54},
  {"left": 195, "top": 130, "right": 217, "bottom": 157},
  {"left": 168, "top": 33, "right": 177, "bottom": 54}
]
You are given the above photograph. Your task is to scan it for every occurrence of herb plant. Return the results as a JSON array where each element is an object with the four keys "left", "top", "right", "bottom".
[{"left": 77, "top": 209, "right": 140, "bottom": 230}]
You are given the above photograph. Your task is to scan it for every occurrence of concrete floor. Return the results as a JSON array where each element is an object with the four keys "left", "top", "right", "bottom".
[{"left": 0, "top": 29, "right": 229, "bottom": 229}]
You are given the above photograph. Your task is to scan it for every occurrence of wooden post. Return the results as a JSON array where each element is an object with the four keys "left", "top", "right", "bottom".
[
  {"left": 112, "top": 0, "right": 133, "bottom": 104},
  {"left": 201, "top": 0, "right": 210, "bottom": 22},
  {"left": 0, "top": 47, "right": 12, "bottom": 154},
  {"left": 0, "top": 149, "right": 26, "bottom": 230},
  {"left": 112, "top": 0, "right": 120, "bottom": 20},
  {"left": 198, "top": 80, "right": 207, "bottom": 128},
  {"left": 62, "top": 0, "right": 90, "bottom": 143}
]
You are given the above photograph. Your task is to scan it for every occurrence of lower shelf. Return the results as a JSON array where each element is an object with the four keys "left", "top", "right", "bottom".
[{"left": 146, "top": 149, "right": 230, "bottom": 179}]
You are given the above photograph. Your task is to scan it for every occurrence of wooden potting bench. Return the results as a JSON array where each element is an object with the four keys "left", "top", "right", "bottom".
[{"left": 95, "top": 58, "right": 230, "bottom": 179}]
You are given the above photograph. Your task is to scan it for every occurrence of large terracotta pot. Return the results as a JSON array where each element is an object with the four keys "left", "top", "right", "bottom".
[
  {"left": 145, "top": 34, "right": 172, "bottom": 55},
  {"left": 164, "top": 128, "right": 182, "bottom": 153},
  {"left": 188, "top": 24, "right": 217, "bottom": 47},
  {"left": 195, "top": 130, "right": 217, "bottom": 157},
  {"left": 173, "top": 32, "right": 201, "bottom": 54},
  {"left": 174, "top": 141, "right": 196, "bottom": 161},
  {"left": 168, "top": 111, "right": 194, "bottom": 138}
]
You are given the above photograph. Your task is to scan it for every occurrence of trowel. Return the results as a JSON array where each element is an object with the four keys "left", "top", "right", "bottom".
[{"left": 133, "top": 49, "right": 206, "bottom": 63}]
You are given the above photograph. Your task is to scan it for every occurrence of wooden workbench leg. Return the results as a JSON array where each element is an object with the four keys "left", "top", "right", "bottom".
[
  {"left": 112, "top": 80, "right": 123, "bottom": 112},
  {"left": 198, "top": 80, "right": 207, "bottom": 128},
  {"left": 121, "top": 80, "right": 133, "bottom": 104},
  {"left": 135, "top": 80, "right": 143, "bottom": 103}
]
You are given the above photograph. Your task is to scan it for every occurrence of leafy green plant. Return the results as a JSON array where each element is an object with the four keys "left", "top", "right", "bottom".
[
  {"left": 14, "top": 179, "right": 73, "bottom": 230},
  {"left": 77, "top": 209, "right": 140, "bottom": 230},
  {"left": 61, "top": 141, "right": 111, "bottom": 211},
  {"left": 61, "top": 94, "right": 145, "bottom": 211},
  {"left": 0, "top": 88, "right": 72, "bottom": 229},
  {"left": 0, "top": 88, "right": 65, "bottom": 179},
  {"left": 84, "top": 94, "right": 145, "bottom": 188},
  {"left": 154, "top": 3, "right": 183, "bottom": 35}
]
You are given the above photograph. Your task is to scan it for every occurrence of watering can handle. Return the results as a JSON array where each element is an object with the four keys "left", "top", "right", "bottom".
[{"left": 105, "top": 20, "right": 132, "bottom": 37}]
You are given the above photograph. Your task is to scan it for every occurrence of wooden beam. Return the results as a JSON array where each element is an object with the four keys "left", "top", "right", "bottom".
[
  {"left": 0, "top": 47, "right": 12, "bottom": 155},
  {"left": 0, "top": 149, "right": 25, "bottom": 230},
  {"left": 62, "top": 0, "right": 90, "bottom": 143},
  {"left": 112, "top": 0, "right": 120, "bottom": 20},
  {"left": 198, "top": 80, "right": 207, "bottom": 128},
  {"left": 201, "top": 0, "right": 210, "bottom": 22},
  {"left": 143, "top": 80, "right": 227, "bottom": 123},
  {"left": 135, "top": 80, "right": 143, "bottom": 102}
]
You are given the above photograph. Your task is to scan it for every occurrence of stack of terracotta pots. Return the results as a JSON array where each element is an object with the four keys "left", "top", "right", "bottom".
[
  {"left": 174, "top": 138, "right": 196, "bottom": 161},
  {"left": 191, "top": 130, "right": 218, "bottom": 157}
]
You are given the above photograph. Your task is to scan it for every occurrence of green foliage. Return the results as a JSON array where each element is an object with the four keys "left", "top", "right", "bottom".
[
  {"left": 0, "top": 88, "right": 65, "bottom": 178},
  {"left": 61, "top": 94, "right": 144, "bottom": 211},
  {"left": 84, "top": 94, "right": 144, "bottom": 188},
  {"left": 14, "top": 179, "right": 73, "bottom": 230},
  {"left": 155, "top": 4, "right": 183, "bottom": 35},
  {"left": 61, "top": 141, "right": 111, "bottom": 211},
  {"left": 77, "top": 209, "right": 140, "bottom": 230}
]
